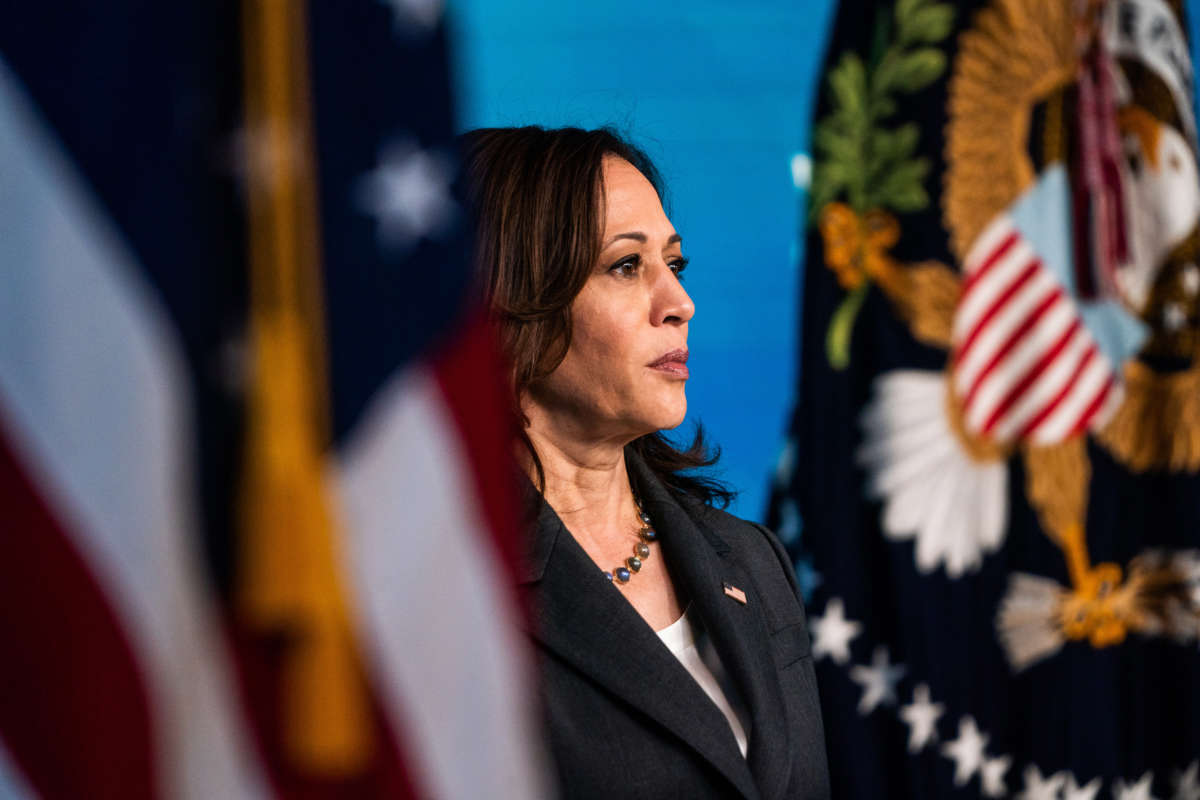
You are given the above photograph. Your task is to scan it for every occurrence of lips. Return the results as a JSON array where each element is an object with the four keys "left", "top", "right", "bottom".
[{"left": 648, "top": 349, "right": 689, "bottom": 378}]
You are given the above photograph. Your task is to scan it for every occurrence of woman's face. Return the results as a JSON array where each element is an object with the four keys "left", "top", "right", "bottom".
[{"left": 528, "top": 156, "right": 695, "bottom": 444}]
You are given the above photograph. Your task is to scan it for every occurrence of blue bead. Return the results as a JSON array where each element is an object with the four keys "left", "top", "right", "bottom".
[
  {"left": 604, "top": 571, "right": 614, "bottom": 582},
  {"left": 641, "top": 528, "right": 658, "bottom": 542},
  {"left": 615, "top": 567, "right": 631, "bottom": 583},
  {"left": 639, "top": 512, "right": 652, "bottom": 525}
]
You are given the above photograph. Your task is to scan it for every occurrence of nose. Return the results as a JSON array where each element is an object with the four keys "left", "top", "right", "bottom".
[{"left": 651, "top": 261, "right": 695, "bottom": 326}]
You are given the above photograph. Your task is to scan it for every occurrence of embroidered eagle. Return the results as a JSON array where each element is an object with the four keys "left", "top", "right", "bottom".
[{"left": 810, "top": 0, "right": 1200, "bottom": 669}]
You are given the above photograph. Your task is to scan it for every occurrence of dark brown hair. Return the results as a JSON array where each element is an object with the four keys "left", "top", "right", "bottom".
[{"left": 461, "top": 125, "right": 732, "bottom": 508}]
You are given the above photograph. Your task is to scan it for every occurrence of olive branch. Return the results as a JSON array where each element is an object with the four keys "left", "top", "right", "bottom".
[
  {"left": 807, "top": 0, "right": 955, "bottom": 369},
  {"left": 810, "top": 0, "right": 954, "bottom": 218}
]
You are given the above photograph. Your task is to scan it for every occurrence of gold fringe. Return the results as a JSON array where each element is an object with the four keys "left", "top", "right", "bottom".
[{"left": 239, "top": 0, "right": 372, "bottom": 774}]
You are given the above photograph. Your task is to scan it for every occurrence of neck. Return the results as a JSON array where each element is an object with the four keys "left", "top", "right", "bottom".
[{"left": 522, "top": 407, "right": 638, "bottom": 550}]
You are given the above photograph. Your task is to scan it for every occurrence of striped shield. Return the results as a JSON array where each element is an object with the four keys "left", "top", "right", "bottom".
[{"left": 951, "top": 214, "right": 1122, "bottom": 446}]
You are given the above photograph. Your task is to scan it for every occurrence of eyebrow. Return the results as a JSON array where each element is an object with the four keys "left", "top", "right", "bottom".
[{"left": 602, "top": 232, "right": 683, "bottom": 249}]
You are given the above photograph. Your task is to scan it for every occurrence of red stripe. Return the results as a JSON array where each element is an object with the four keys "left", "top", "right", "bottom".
[
  {"left": 0, "top": 422, "right": 158, "bottom": 800},
  {"left": 981, "top": 317, "right": 1082, "bottom": 434},
  {"left": 221, "top": 622, "right": 421, "bottom": 800},
  {"left": 1069, "top": 373, "right": 1116, "bottom": 438},
  {"left": 962, "top": 286, "right": 1065, "bottom": 413},
  {"left": 218, "top": 309, "right": 524, "bottom": 799},
  {"left": 955, "top": 259, "right": 1041, "bottom": 365},
  {"left": 431, "top": 309, "right": 523, "bottom": 585},
  {"left": 961, "top": 230, "right": 1019, "bottom": 297},
  {"left": 217, "top": 309, "right": 517, "bottom": 800},
  {"left": 1017, "top": 344, "right": 1098, "bottom": 439}
]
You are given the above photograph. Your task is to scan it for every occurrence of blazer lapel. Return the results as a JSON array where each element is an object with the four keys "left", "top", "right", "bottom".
[
  {"left": 519, "top": 496, "right": 760, "bottom": 800},
  {"left": 630, "top": 461, "right": 794, "bottom": 800}
]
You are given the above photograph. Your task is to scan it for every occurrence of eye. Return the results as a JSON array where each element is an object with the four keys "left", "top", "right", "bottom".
[
  {"left": 670, "top": 257, "right": 689, "bottom": 279},
  {"left": 608, "top": 255, "right": 640, "bottom": 277}
]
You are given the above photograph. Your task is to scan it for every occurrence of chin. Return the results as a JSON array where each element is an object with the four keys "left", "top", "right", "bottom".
[
  {"left": 624, "top": 385, "right": 687, "bottom": 435},
  {"left": 649, "top": 399, "right": 688, "bottom": 432}
]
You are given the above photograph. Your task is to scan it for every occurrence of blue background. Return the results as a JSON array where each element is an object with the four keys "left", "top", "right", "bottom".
[
  {"left": 448, "top": 1, "right": 1200, "bottom": 521},
  {"left": 448, "top": 0, "right": 838, "bottom": 520}
]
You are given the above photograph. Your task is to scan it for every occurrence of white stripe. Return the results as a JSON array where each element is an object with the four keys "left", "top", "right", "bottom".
[
  {"left": 0, "top": 739, "right": 37, "bottom": 800},
  {"left": 954, "top": 267, "right": 1058, "bottom": 396},
  {"left": 963, "top": 214, "right": 1016, "bottom": 276},
  {"left": 963, "top": 298, "right": 1076, "bottom": 433},
  {"left": 988, "top": 326, "right": 1094, "bottom": 441},
  {"left": 953, "top": 236, "right": 1039, "bottom": 343},
  {"left": 337, "top": 366, "right": 549, "bottom": 800},
  {"left": 1031, "top": 353, "right": 1113, "bottom": 444},
  {"left": 0, "top": 60, "right": 269, "bottom": 800}
]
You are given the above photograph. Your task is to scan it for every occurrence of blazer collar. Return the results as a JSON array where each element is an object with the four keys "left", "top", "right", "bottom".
[
  {"left": 518, "top": 451, "right": 792, "bottom": 800},
  {"left": 629, "top": 454, "right": 794, "bottom": 800}
]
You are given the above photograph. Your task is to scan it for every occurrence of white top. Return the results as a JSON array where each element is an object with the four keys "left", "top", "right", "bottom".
[{"left": 656, "top": 609, "right": 749, "bottom": 758}]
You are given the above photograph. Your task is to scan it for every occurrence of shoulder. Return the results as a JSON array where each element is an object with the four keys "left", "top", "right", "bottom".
[
  {"left": 688, "top": 502, "right": 796, "bottom": 581},
  {"left": 683, "top": 501, "right": 808, "bottom": 629}
]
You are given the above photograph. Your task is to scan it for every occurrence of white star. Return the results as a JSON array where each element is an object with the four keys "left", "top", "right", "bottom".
[
  {"left": 1017, "top": 765, "right": 1066, "bottom": 800},
  {"left": 811, "top": 598, "right": 861, "bottom": 664},
  {"left": 355, "top": 139, "right": 455, "bottom": 252},
  {"left": 941, "top": 716, "right": 988, "bottom": 788},
  {"left": 848, "top": 646, "right": 905, "bottom": 714},
  {"left": 1063, "top": 773, "right": 1102, "bottom": 800},
  {"left": 378, "top": 0, "right": 442, "bottom": 31},
  {"left": 1164, "top": 302, "right": 1188, "bottom": 331},
  {"left": 899, "top": 683, "right": 944, "bottom": 752},
  {"left": 1173, "top": 761, "right": 1200, "bottom": 800},
  {"left": 1182, "top": 264, "right": 1200, "bottom": 296},
  {"left": 1114, "top": 772, "right": 1158, "bottom": 800},
  {"left": 981, "top": 754, "right": 1012, "bottom": 798}
]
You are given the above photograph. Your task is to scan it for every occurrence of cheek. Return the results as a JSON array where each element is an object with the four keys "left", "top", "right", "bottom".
[{"left": 568, "top": 302, "right": 635, "bottom": 373}]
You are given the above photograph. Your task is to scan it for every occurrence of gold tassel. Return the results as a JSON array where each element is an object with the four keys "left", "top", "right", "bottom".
[{"left": 238, "top": 0, "right": 372, "bottom": 774}]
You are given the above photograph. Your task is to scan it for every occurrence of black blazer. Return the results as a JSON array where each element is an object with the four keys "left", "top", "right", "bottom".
[{"left": 518, "top": 453, "right": 831, "bottom": 799}]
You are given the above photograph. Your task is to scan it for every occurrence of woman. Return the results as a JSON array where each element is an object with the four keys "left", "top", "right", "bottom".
[{"left": 463, "top": 126, "right": 830, "bottom": 799}]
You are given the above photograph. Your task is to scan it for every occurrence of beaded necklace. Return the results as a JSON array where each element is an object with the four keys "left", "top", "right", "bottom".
[{"left": 603, "top": 497, "right": 659, "bottom": 585}]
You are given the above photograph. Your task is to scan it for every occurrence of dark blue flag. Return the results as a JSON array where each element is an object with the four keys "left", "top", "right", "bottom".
[
  {"left": 769, "top": 0, "right": 1200, "bottom": 796},
  {"left": 0, "top": 2, "right": 543, "bottom": 798}
]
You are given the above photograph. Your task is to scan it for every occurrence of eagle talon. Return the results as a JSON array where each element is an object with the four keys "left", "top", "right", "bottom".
[{"left": 1058, "top": 563, "right": 1134, "bottom": 646}]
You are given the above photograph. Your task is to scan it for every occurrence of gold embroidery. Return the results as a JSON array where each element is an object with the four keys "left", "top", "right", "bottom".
[
  {"left": 1096, "top": 358, "right": 1200, "bottom": 472},
  {"left": 1022, "top": 442, "right": 1138, "bottom": 648},
  {"left": 943, "top": 0, "right": 1075, "bottom": 262},
  {"left": 818, "top": 203, "right": 900, "bottom": 291},
  {"left": 1119, "top": 105, "right": 1165, "bottom": 169},
  {"left": 889, "top": 261, "right": 961, "bottom": 350}
]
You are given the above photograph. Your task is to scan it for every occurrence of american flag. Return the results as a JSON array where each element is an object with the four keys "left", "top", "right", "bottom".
[
  {"left": 0, "top": 2, "right": 545, "bottom": 798},
  {"left": 951, "top": 214, "right": 1121, "bottom": 446}
]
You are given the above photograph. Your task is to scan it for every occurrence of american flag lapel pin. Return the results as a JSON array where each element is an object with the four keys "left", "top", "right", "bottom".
[{"left": 722, "top": 581, "right": 747, "bottom": 605}]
